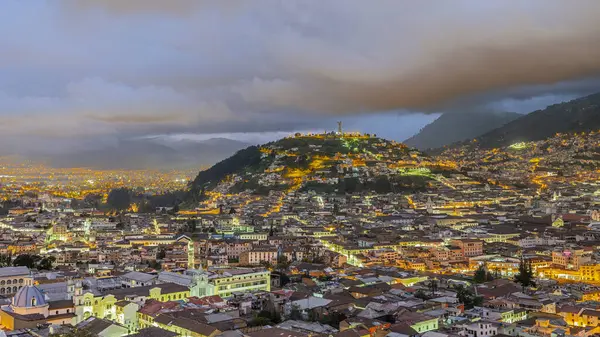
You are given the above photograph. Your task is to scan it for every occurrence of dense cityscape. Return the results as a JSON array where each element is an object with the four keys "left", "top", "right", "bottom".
[
  {"left": 0, "top": 159, "right": 193, "bottom": 202},
  {"left": 1, "top": 123, "right": 600, "bottom": 336},
  {"left": 4, "top": 1, "right": 600, "bottom": 337}
]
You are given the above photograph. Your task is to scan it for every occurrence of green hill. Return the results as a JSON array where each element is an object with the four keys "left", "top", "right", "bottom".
[{"left": 185, "top": 133, "right": 446, "bottom": 202}]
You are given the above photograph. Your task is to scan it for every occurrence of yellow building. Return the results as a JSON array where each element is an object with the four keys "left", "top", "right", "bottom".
[
  {"left": 579, "top": 264, "right": 600, "bottom": 282},
  {"left": 210, "top": 269, "right": 270, "bottom": 298},
  {"left": 559, "top": 307, "right": 600, "bottom": 327},
  {"left": 74, "top": 283, "right": 190, "bottom": 324},
  {"left": 581, "top": 290, "right": 600, "bottom": 302}
]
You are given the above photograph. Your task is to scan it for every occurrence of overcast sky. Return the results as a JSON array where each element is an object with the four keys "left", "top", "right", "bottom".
[{"left": 2, "top": 0, "right": 600, "bottom": 155}]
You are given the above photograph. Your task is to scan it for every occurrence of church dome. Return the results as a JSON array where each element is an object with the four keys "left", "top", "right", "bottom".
[{"left": 12, "top": 286, "right": 47, "bottom": 308}]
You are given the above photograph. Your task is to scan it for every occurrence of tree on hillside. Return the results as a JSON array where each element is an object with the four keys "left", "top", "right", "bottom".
[
  {"left": 514, "top": 258, "right": 536, "bottom": 290},
  {"left": 414, "top": 289, "right": 431, "bottom": 300},
  {"left": 148, "top": 260, "right": 162, "bottom": 270},
  {"left": 38, "top": 256, "right": 56, "bottom": 270},
  {"left": 428, "top": 279, "right": 439, "bottom": 297},
  {"left": 268, "top": 223, "right": 274, "bottom": 237},
  {"left": 249, "top": 316, "right": 271, "bottom": 327},
  {"left": 276, "top": 255, "right": 290, "bottom": 271},
  {"left": 320, "top": 310, "right": 346, "bottom": 329},
  {"left": 0, "top": 254, "right": 11, "bottom": 267},
  {"left": 474, "top": 265, "right": 493, "bottom": 284},
  {"left": 454, "top": 284, "right": 483, "bottom": 309},
  {"left": 187, "top": 219, "right": 197, "bottom": 232}
]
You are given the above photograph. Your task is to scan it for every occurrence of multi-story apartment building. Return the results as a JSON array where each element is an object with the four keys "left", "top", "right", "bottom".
[
  {"left": 239, "top": 246, "right": 304, "bottom": 266},
  {"left": 552, "top": 248, "right": 591, "bottom": 270},
  {"left": 225, "top": 240, "right": 253, "bottom": 259},
  {"left": 452, "top": 239, "right": 484, "bottom": 257},
  {"left": 209, "top": 269, "right": 270, "bottom": 298}
]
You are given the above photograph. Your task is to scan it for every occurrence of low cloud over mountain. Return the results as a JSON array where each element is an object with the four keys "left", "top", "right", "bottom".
[{"left": 2, "top": 1, "right": 600, "bottom": 160}]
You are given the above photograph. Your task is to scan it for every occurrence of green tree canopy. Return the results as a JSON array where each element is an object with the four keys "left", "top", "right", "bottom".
[
  {"left": 514, "top": 258, "right": 536, "bottom": 289},
  {"left": 473, "top": 265, "right": 493, "bottom": 284},
  {"left": 454, "top": 284, "right": 483, "bottom": 309}
]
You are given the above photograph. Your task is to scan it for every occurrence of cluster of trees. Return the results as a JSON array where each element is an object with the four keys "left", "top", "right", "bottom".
[
  {"left": 249, "top": 310, "right": 282, "bottom": 327},
  {"left": 273, "top": 137, "right": 351, "bottom": 156},
  {"left": 473, "top": 265, "right": 495, "bottom": 284},
  {"left": 454, "top": 284, "right": 483, "bottom": 309},
  {"left": 147, "top": 260, "right": 162, "bottom": 270},
  {"left": 106, "top": 188, "right": 132, "bottom": 211},
  {"left": 414, "top": 280, "right": 482, "bottom": 310},
  {"left": 70, "top": 193, "right": 104, "bottom": 209},
  {"left": 138, "top": 192, "right": 184, "bottom": 213},
  {"left": 286, "top": 304, "right": 346, "bottom": 328},
  {"left": 414, "top": 279, "right": 440, "bottom": 300},
  {"left": 11, "top": 254, "right": 55, "bottom": 270}
]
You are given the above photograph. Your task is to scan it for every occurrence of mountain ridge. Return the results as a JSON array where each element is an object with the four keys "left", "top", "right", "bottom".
[
  {"left": 469, "top": 92, "right": 600, "bottom": 149},
  {"left": 41, "top": 137, "right": 250, "bottom": 170},
  {"left": 404, "top": 111, "right": 521, "bottom": 150}
]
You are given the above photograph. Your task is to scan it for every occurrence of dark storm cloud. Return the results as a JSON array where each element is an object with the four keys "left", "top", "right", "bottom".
[{"left": 1, "top": 0, "right": 600, "bottom": 154}]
